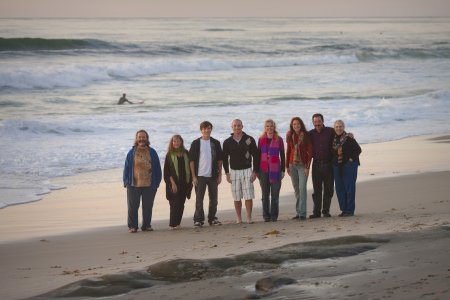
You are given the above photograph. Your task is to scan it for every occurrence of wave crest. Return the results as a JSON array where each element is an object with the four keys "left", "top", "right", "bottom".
[
  {"left": 0, "top": 37, "right": 113, "bottom": 51},
  {"left": 0, "top": 54, "right": 359, "bottom": 89}
]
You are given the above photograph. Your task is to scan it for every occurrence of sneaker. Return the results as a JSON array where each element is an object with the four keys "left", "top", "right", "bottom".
[
  {"left": 292, "top": 215, "right": 300, "bottom": 219},
  {"left": 193, "top": 222, "right": 203, "bottom": 228},
  {"left": 323, "top": 213, "right": 332, "bottom": 217},
  {"left": 264, "top": 218, "right": 271, "bottom": 222},
  {"left": 343, "top": 213, "right": 354, "bottom": 217},
  {"left": 270, "top": 218, "right": 277, "bottom": 222},
  {"left": 338, "top": 212, "right": 345, "bottom": 217},
  {"left": 309, "top": 214, "right": 321, "bottom": 219},
  {"left": 299, "top": 216, "right": 306, "bottom": 220},
  {"left": 209, "top": 218, "right": 222, "bottom": 226}
]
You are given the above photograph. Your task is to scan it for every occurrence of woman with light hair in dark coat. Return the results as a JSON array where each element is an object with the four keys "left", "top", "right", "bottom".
[{"left": 331, "top": 120, "right": 361, "bottom": 217}]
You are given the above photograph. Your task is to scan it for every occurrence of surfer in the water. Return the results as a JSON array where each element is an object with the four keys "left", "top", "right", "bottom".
[{"left": 118, "top": 94, "right": 133, "bottom": 105}]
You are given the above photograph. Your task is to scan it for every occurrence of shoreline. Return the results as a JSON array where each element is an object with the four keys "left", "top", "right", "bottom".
[{"left": 1, "top": 133, "right": 450, "bottom": 244}]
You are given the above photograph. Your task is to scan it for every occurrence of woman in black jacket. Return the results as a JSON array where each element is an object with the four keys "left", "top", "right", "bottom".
[
  {"left": 163, "top": 135, "right": 192, "bottom": 230},
  {"left": 331, "top": 120, "right": 361, "bottom": 217}
]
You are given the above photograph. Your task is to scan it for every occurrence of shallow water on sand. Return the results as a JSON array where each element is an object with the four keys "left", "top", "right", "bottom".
[{"left": 30, "top": 226, "right": 450, "bottom": 299}]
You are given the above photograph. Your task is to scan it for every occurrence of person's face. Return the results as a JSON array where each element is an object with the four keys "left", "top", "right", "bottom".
[
  {"left": 200, "top": 126, "right": 212, "bottom": 139},
  {"left": 232, "top": 120, "right": 243, "bottom": 135},
  {"left": 334, "top": 123, "right": 345, "bottom": 135},
  {"left": 292, "top": 120, "right": 301, "bottom": 133},
  {"left": 136, "top": 132, "right": 148, "bottom": 147},
  {"left": 313, "top": 116, "right": 324, "bottom": 131},
  {"left": 172, "top": 138, "right": 181, "bottom": 149},
  {"left": 265, "top": 122, "right": 274, "bottom": 135}
]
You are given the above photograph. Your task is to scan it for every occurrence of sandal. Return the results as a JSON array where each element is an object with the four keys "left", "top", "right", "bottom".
[
  {"left": 176, "top": 225, "right": 183, "bottom": 229},
  {"left": 129, "top": 228, "right": 137, "bottom": 233},
  {"left": 169, "top": 227, "right": 175, "bottom": 230},
  {"left": 142, "top": 227, "right": 153, "bottom": 231}
]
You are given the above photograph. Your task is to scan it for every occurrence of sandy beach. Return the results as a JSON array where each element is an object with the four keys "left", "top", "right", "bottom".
[{"left": 1, "top": 133, "right": 450, "bottom": 300}]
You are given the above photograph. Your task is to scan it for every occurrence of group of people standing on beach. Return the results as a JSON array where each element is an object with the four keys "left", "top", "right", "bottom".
[{"left": 123, "top": 114, "right": 361, "bottom": 233}]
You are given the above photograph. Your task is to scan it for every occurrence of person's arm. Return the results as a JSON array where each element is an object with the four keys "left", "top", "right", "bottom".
[
  {"left": 188, "top": 141, "right": 198, "bottom": 186},
  {"left": 286, "top": 140, "right": 292, "bottom": 176},
  {"left": 222, "top": 140, "right": 231, "bottom": 183},
  {"left": 250, "top": 137, "right": 259, "bottom": 183},
  {"left": 279, "top": 138, "right": 286, "bottom": 180},
  {"left": 217, "top": 160, "right": 222, "bottom": 185},
  {"left": 126, "top": 99, "right": 133, "bottom": 104},
  {"left": 215, "top": 140, "right": 223, "bottom": 185},
  {"left": 169, "top": 176, "right": 177, "bottom": 193},
  {"left": 152, "top": 150, "right": 162, "bottom": 188},
  {"left": 163, "top": 155, "right": 170, "bottom": 184},
  {"left": 303, "top": 139, "right": 313, "bottom": 178},
  {"left": 190, "top": 161, "right": 198, "bottom": 187},
  {"left": 251, "top": 137, "right": 260, "bottom": 174},
  {"left": 348, "top": 138, "right": 362, "bottom": 162},
  {"left": 256, "top": 138, "right": 262, "bottom": 180},
  {"left": 123, "top": 151, "right": 131, "bottom": 187}
]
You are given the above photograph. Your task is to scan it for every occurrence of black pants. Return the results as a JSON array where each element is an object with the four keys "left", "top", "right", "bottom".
[
  {"left": 169, "top": 184, "right": 188, "bottom": 227},
  {"left": 311, "top": 161, "right": 334, "bottom": 215},
  {"left": 193, "top": 176, "right": 218, "bottom": 223}
]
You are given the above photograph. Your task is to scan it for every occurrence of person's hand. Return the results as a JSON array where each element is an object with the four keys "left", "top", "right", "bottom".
[
  {"left": 217, "top": 174, "right": 222, "bottom": 185},
  {"left": 348, "top": 132, "right": 354, "bottom": 139},
  {"left": 250, "top": 172, "right": 257, "bottom": 183},
  {"left": 125, "top": 183, "right": 128, "bottom": 188},
  {"left": 303, "top": 168, "right": 310, "bottom": 178},
  {"left": 349, "top": 158, "right": 353, "bottom": 162},
  {"left": 226, "top": 173, "right": 232, "bottom": 184},
  {"left": 192, "top": 176, "right": 198, "bottom": 187},
  {"left": 281, "top": 172, "right": 285, "bottom": 180},
  {"left": 172, "top": 185, "right": 178, "bottom": 194},
  {"left": 256, "top": 173, "right": 260, "bottom": 180},
  {"left": 287, "top": 168, "right": 291, "bottom": 177}
]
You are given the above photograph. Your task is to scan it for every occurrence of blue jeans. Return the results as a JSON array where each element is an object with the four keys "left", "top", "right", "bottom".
[
  {"left": 127, "top": 186, "right": 157, "bottom": 229},
  {"left": 333, "top": 160, "right": 358, "bottom": 214},
  {"left": 259, "top": 167, "right": 282, "bottom": 219},
  {"left": 290, "top": 164, "right": 308, "bottom": 217}
]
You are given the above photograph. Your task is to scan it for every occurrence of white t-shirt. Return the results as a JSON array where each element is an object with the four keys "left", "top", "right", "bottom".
[{"left": 198, "top": 138, "right": 212, "bottom": 177}]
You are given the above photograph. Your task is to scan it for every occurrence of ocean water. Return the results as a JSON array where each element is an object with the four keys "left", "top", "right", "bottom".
[{"left": 1, "top": 18, "right": 449, "bottom": 209}]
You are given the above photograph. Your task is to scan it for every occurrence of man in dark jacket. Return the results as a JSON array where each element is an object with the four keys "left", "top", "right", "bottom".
[
  {"left": 189, "top": 121, "right": 223, "bottom": 228},
  {"left": 223, "top": 119, "right": 260, "bottom": 224}
]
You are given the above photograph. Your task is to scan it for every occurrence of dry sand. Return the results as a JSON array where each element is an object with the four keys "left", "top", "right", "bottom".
[{"left": 0, "top": 134, "right": 450, "bottom": 299}]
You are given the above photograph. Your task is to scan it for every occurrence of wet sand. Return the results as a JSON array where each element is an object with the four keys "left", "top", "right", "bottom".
[
  {"left": 1, "top": 133, "right": 449, "bottom": 242},
  {"left": 1, "top": 134, "right": 450, "bottom": 299}
]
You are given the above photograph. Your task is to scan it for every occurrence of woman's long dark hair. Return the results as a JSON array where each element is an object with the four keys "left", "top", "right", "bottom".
[{"left": 287, "top": 117, "right": 311, "bottom": 146}]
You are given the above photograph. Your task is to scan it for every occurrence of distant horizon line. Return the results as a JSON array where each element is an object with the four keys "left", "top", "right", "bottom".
[{"left": 1, "top": 16, "right": 449, "bottom": 19}]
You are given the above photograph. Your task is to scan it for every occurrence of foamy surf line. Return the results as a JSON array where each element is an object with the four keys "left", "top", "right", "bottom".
[
  {"left": 0, "top": 54, "right": 359, "bottom": 89},
  {"left": 1, "top": 88, "right": 450, "bottom": 209}
]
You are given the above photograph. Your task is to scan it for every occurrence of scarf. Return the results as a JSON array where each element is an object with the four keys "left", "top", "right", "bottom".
[
  {"left": 169, "top": 151, "right": 190, "bottom": 185},
  {"left": 261, "top": 134, "right": 280, "bottom": 183},
  {"left": 332, "top": 131, "right": 349, "bottom": 177},
  {"left": 292, "top": 132, "right": 304, "bottom": 165}
]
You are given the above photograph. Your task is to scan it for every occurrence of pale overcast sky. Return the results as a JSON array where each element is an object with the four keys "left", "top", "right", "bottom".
[{"left": 0, "top": 0, "right": 449, "bottom": 18}]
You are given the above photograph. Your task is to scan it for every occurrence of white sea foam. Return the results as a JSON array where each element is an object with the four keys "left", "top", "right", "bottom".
[
  {"left": 0, "top": 55, "right": 359, "bottom": 89},
  {"left": 1, "top": 89, "right": 449, "bottom": 209}
]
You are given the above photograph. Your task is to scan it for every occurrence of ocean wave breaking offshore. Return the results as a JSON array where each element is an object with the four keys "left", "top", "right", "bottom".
[
  {"left": 0, "top": 54, "right": 359, "bottom": 89},
  {"left": 0, "top": 89, "right": 449, "bottom": 209},
  {"left": 0, "top": 37, "right": 120, "bottom": 51}
]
